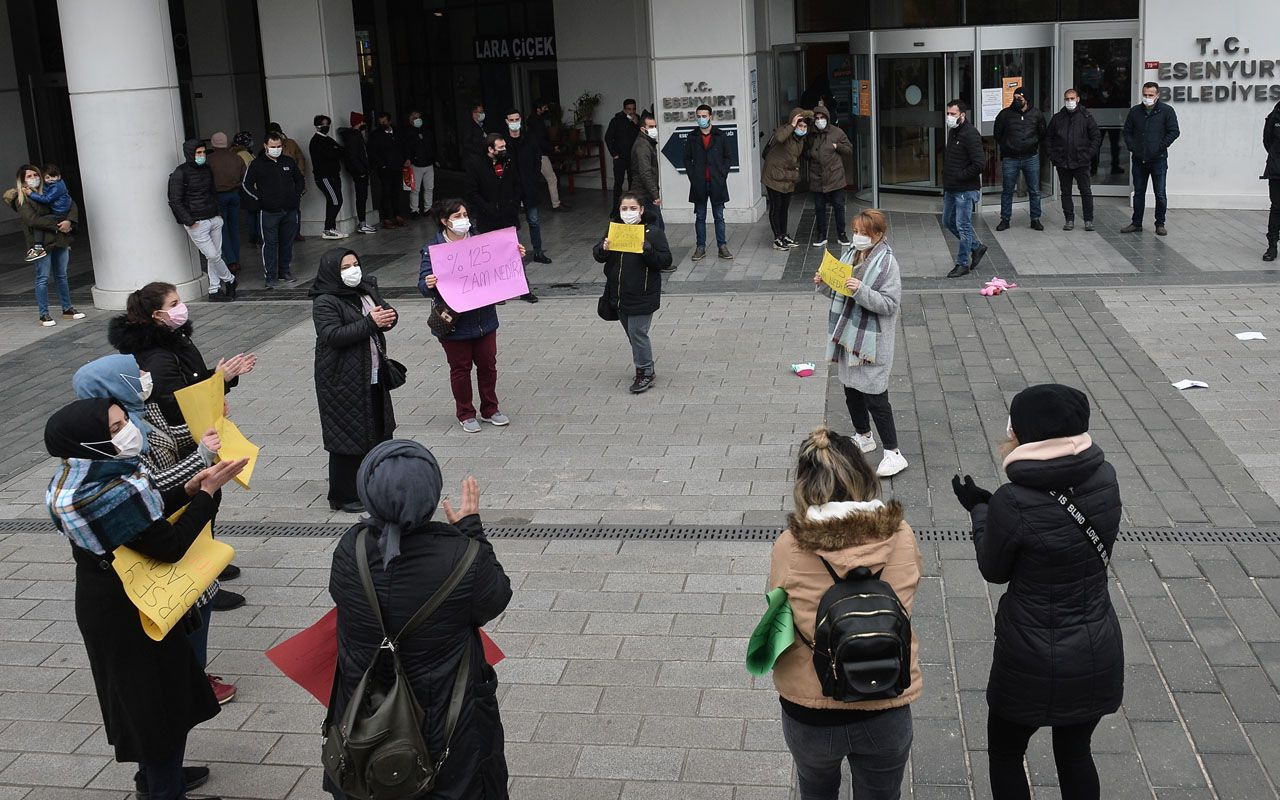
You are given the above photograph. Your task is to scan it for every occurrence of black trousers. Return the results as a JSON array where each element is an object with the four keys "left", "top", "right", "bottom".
[
  {"left": 315, "top": 173, "right": 343, "bottom": 230},
  {"left": 988, "top": 713, "right": 1101, "bottom": 800},
  {"left": 1056, "top": 165, "right": 1094, "bottom": 223},
  {"left": 327, "top": 384, "right": 388, "bottom": 507},
  {"left": 376, "top": 166, "right": 402, "bottom": 223},
  {"left": 351, "top": 174, "right": 369, "bottom": 222},
  {"left": 844, "top": 386, "right": 898, "bottom": 450},
  {"left": 1268, "top": 178, "right": 1280, "bottom": 243},
  {"left": 612, "top": 157, "right": 630, "bottom": 205},
  {"left": 766, "top": 188, "right": 792, "bottom": 239}
]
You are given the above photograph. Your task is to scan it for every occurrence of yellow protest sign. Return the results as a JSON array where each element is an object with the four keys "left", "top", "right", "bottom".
[
  {"left": 113, "top": 507, "right": 235, "bottom": 641},
  {"left": 174, "top": 372, "right": 260, "bottom": 489},
  {"left": 819, "top": 250, "right": 854, "bottom": 297},
  {"left": 607, "top": 222, "right": 645, "bottom": 254}
]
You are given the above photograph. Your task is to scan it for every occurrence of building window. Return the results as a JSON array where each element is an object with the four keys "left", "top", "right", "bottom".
[{"left": 794, "top": 0, "right": 1138, "bottom": 32}]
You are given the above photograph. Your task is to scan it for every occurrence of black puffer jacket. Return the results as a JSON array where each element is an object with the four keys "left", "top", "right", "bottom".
[
  {"left": 311, "top": 260, "right": 397, "bottom": 456},
  {"left": 367, "top": 125, "right": 404, "bottom": 171},
  {"left": 328, "top": 516, "right": 512, "bottom": 800},
  {"left": 969, "top": 442, "right": 1124, "bottom": 726},
  {"left": 337, "top": 127, "right": 370, "bottom": 177},
  {"left": 593, "top": 219, "right": 673, "bottom": 316},
  {"left": 1046, "top": 106, "right": 1102, "bottom": 170},
  {"left": 1263, "top": 101, "right": 1280, "bottom": 180},
  {"left": 167, "top": 139, "right": 221, "bottom": 225},
  {"left": 993, "top": 103, "right": 1047, "bottom": 159},
  {"left": 107, "top": 317, "right": 237, "bottom": 425},
  {"left": 942, "top": 120, "right": 985, "bottom": 192}
]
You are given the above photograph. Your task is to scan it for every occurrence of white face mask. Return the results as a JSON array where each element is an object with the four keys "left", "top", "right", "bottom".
[
  {"left": 267, "top": 146, "right": 283, "bottom": 158},
  {"left": 110, "top": 421, "right": 144, "bottom": 459},
  {"left": 124, "top": 371, "right": 154, "bottom": 401},
  {"left": 1064, "top": 100, "right": 1078, "bottom": 111},
  {"left": 850, "top": 233, "right": 874, "bottom": 251},
  {"left": 945, "top": 115, "right": 960, "bottom": 129},
  {"left": 507, "top": 121, "right": 522, "bottom": 132},
  {"left": 1141, "top": 96, "right": 1156, "bottom": 107},
  {"left": 620, "top": 209, "right": 642, "bottom": 224},
  {"left": 646, "top": 127, "right": 658, "bottom": 140},
  {"left": 449, "top": 217, "right": 471, "bottom": 235},
  {"left": 24, "top": 176, "right": 40, "bottom": 188},
  {"left": 476, "top": 113, "right": 486, "bottom": 124},
  {"left": 341, "top": 266, "right": 362, "bottom": 287},
  {"left": 816, "top": 118, "right": 828, "bottom": 130}
]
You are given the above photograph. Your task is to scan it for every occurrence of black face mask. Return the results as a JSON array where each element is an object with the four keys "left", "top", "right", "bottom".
[
  {"left": 318, "top": 125, "right": 331, "bottom": 134},
  {"left": 493, "top": 150, "right": 509, "bottom": 163}
]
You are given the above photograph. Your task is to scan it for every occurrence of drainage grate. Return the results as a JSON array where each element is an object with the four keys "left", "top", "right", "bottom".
[{"left": 2, "top": 519, "right": 1279, "bottom": 543}]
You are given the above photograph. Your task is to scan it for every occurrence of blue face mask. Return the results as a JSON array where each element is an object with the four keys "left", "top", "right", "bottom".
[
  {"left": 697, "top": 117, "right": 711, "bottom": 129},
  {"left": 794, "top": 128, "right": 808, "bottom": 137},
  {"left": 194, "top": 155, "right": 207, "bottom": 166}
]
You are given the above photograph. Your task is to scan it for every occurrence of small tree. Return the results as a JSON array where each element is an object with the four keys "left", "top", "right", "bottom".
[{"left": 570, "top": 91, "right": 603, "bottom": 126}]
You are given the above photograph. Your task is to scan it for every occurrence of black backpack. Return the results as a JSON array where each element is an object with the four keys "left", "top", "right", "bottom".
[{"left": 799, "top": 558, "right": 912, "bottom": 702}]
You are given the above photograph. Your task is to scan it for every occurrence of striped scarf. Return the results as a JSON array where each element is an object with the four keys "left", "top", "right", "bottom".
[
  {"left": 46, "top": 458, "right": 164, "bottom": 555},
  {"left": 826, "top": 241, "right": 892, "bottom": 366}
]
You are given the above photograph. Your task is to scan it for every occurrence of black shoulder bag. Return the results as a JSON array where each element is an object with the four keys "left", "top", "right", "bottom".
[
  {"left": 322, "top": 529, "right": 479, "bottom": 800},
  {"left": 372, "top": 334, "right": 407, "bottom": 391},
  {"left": 1047, "top": 490, "right": 1111, "bottom": 567}
]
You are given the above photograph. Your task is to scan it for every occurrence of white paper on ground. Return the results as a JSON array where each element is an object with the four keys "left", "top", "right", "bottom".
[
  {"left": 1235, "top": 331, "right": 1267, "bottom": 341},
  {"left": 1172, "top": 379, "right": 1209, "bottom": 390}
]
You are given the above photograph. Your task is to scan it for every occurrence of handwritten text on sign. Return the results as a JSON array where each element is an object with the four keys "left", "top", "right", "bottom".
[
  {"left": 429, "top": 228, "right": 529, "bottom": 312},
  {"left": 113, "top": 522, "right": 235, "bottom": 640}
]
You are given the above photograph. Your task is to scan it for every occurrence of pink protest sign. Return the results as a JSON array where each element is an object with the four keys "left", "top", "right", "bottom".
[{"left": 428, "top": 227, "right": 529, "bottom": 312}]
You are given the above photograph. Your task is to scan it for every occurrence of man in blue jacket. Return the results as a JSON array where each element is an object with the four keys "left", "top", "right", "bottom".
[{"left": 1122, "top": 82, "right": 1179, "bottom": 236}]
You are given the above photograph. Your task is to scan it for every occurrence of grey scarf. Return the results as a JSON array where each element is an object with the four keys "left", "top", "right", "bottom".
[{"left": 356, "top": 439, "right": 443, "bottom": 562}]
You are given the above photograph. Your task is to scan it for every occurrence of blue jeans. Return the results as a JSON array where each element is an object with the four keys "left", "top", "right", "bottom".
[
  {"left": 943, "top": 189, "right": 984, "bottom": 267},
  {"left": 34, "top": 246, "right": 72, "bottom": 316},
  {"left": 812, "top": 189, "right": 847, "bottom": 242},
  {"left": 1000, "top": 155, "right": 1042, "bottom": 221},
  {"left": 524, "top": 203, "right": 542, "bottom": 252},
  {"left": 260, "top": 209, "right": 299, "bottom": 284},
  {"left": 1131, "top": 157, "right": 1169, "bottom": 226},
  {"left": 645, "top": 202, "right": 665, "bottom": 231},
  {"left": 693, "top": 183, "right": 726, "bottom": 247},
  {"left": 216, "top": 190, "right": 241, "bottom": 264},
  {"left": 781, "top": 705, "right": 913, "bottom": 800}
]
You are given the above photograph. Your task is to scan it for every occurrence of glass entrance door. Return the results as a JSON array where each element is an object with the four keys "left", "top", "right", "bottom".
[
  {"left": 877, "top": 54, "right": 945, "bottom": 193},
  {"left": 1060, "top": 23, "right": 1138, "bottom": 196}
]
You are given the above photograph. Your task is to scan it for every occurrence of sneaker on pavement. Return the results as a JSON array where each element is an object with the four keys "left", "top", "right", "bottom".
[
  {"left": 837, "top": 235, "right": 851, "bottom": 247},
  {"left": 1063, "top": 220, "right": 1075, "bottom": 231},
  {"left": 1120, "top": 223, "right": 1142, "bottom": 233},
  {"left": 281, "top": 273, "right": 296, "bottom": 283},
  {"left": 1155, "top": 225, "right": 1168, "bottom": 236},
  {"left": 460, "top": 418, "right": 481, "bottom": 434},
  {"left": 811, "top": 238, "right": 828, "bottom": 247},
  {"left": 134, "top": 765, "right": 211, "bottom": 799},
  {"left": 24, "top": 246, "right": 45, "bottom": 262},
  {"left": 38, "top": 315, "right": 55, "bottom": 327},
  {"left": 718, "top": 245, "right": 733, "bottom": 259},
  {"left": 783, "top": 236, "right": 800, "bottom": 248},
  {"left": 995, "top": 219, "right": 1011, "bottom": 231},
  {"left": 1264, "top": 245, "right": 1278, "bottom": 262},
  {"left": 522, "top": 292, "right": 539, "bottom": 303},
  {"left": 480, "top": 412, "right": 510, "bottom": 426},
  {"left": 969, "top": 244, "right": 989, "bottom": 271},
  {"left": 208, "top": 675, "right": 236, "bottom": 705},
  {"left": 1030, "top": 219, "right": 1044, "bottom": 231},
  {"left": 357, "top": 222, "right": 376, "bottom": 234},
  {"left": 531, "top": 251, "right": 553, "bottom": 264},
  {"left": 62, "top": 307, "right": 86, "bottom": 320},
  {"left": 692, "top": 246, "right": 706, "bottom": 261},
  {"left": 772, "top": 237, "right": 788, "bottom": 251},
  {"left": 321, "top": 229, "right": 343, "bottom": 240},
  {"left": 629, "top": 370, "right": 655, "bottom": 394},
  {"left": 224, "top": 278, "right": 237, "bottom": 300},
  {"left": 208, "top": 290, "right": 230, "bottom": 303},
  {"left": 218, "top": 564, "right": 241, "bottom": 581},
  {"left": 210, "top": 588, "right": 245, "bottom": 611},
  {"left": 876, "top": 449, "right": 909, "bottom": 478},
  {"left": 945, "top": 264, "right": 972, "bottom": 279},
  {"left": 852, "top": 432, "right": 876, "bottom": 453},
  {"left": 1084, "top": 221, "right": 1095, "bottom": 231}
]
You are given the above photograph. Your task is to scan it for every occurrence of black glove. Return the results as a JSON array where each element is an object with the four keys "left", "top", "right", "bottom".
[{"left": 952, "top": 474, "right": 992, "bottom": 511}]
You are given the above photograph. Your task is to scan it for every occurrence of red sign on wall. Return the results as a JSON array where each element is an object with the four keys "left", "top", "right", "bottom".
[{"left": 1144, "top": 60, "right": 1160, "bottom": 69}]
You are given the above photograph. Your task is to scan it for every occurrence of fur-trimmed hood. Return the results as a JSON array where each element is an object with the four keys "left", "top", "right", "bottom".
[
  {"left": 787, "top": 499, "right": 905, "bottom": 552},
  {"left": 107, "top": 315, "right": 194, "bottom": 355}
]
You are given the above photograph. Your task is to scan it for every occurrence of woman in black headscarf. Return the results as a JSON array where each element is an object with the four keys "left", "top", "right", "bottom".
[
  {"left": 326, "top": 440, "right": 513, "bottom": 800},
  {"left": 311, "top": 247, "right": 399, "bottom": 513},
  {"left": 44, "top": 398, "right": 246, "bottom": 800}
]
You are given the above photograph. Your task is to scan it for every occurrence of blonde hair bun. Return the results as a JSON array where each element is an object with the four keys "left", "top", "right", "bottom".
[{"left": 809, "top": 425, "right": 832, "bottom": 450}]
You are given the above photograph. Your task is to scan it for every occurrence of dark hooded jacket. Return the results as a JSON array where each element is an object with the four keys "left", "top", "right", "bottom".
[
  {"left": 1046, "top": 105, "right": 1102, "bottom": 170},
  {"left": 310, "top": 249, "right": 398, "bottom": 456},
  {"left": 327, "top": 513, "right": 512, "bottom": 800},
  {"left": 807, "top": 105, "right": 852, "bottom": 193},
  {"left": 418, "top": 231, "right": 500, "bottom": 342},
  {"left": 762, "top": 108, "right": 811, "bottom": 194},
  {"left": 107, "top": 316, "right": 237, "bottom": 426},
  {"left": 593, "top": 216, "right": 672, "bottom": 316},
  {"left": 1264, "top": 102, "right": 1280, "bottom": 180},
  {"left": 969, "top": 438, "right": 1124, "bottom": 726},
  {"left": 167, "top": 139, "right": 221, "bottom": 226},
  {"left": 993, "top": 98, "right": 1047, "bottom": 159},
  {"left": 337, "top": 126, "right": 370, "bottom": 177}
]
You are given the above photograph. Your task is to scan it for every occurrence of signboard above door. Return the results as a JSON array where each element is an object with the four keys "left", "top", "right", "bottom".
[{"left": 474, "top": 35, "right": 556, "bottom": 62}]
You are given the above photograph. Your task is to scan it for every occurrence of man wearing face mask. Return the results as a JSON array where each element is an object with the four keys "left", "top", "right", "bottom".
[
  {"left": 1047, "top": 88, "right": 1102, "bottom": 232},
  {"left": 631, "top": 111, "right": 665, "bottom": 231},
  {"left": 168, "top": 139, "right": 236, "bottom": 302},
  {"left": 504, "top": 109, "right": 553, "bottom": 265},
  {"left": 993, "top": 86, "right": 1047, "bottom": 232},
  {"left": 1122, "top": 82, "right": 1179, "bottom": 236},
  {"left": 368, "top": 111, "right": 407, "bottom": 229},
  {"left": 463, "top": 102, "right": 489, "bottom": 160},
  {"left": 401, "top": 110, "right": 437, "bottom": 218},
  {"left": 606, "top": 99, "right": 641, "bottom": 206},
  {"left": 683, "top": 104, "right": 734, "bottom": 261},
  {"left": 309, "top": 114, "right": 347, "bottom": 240},
  {"left": 338, "top": 113, "right": 376, "bottom": 234},
  {"left": 941, "top": 100, "right": 989, "bottom": 278},
  {"left": 463, "top": 134, "right": 538, "bottom": 302},
  {"left": 243, "top": 132, "right": 306, "bottom": 288}
]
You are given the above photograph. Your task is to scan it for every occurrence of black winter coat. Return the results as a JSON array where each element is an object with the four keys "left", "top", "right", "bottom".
[
  {"left": 243, "top": 152, "right": 305, "bottom": 212},
  {"left": 1046, "top": 107, "right": 1102, "bottom": 170},
  {"left": 1123, "top": 102, "right": 1180, "bottom": 164},
  {"left": 462, "top": 155, "right": 522, "bottom": 232},
  {"left": 1263, "top": 102, "right": 1280, "bottom": 180},
  {"left": 167, "top": 139, "right": 221, "bottom": 226},
  {"left": 970, "top": 444, "right": 1124, "bottom": 726},
  {"left": 367, "top": 126, "right": 404, "bottom": 171},
  {"left": 605, "top": 111, "right": 640, "bottom": 162},
  {"left": 107, "top": 317, "right": 237, "bottom": 426},
  {"left": 74, "top": 488, "right": 220, "bottom": 762},
  {"left": 419, "top": 231, "right": 500, "bottom": 342},
  {"left": 993, "top": 104, "right": 1047, "bottom": 159},
  {"left": 461, "top": 120, "right": 489, "bottom": 161},
  {"left": 506, "top": 131, "right": 545, "bottom": 207},
  {"left": 327, "top": 515, "right": 512, "bottom": 800},
  {"left": 337, "top": 127, "right": 370, "bottom": 177},
  {"left": 310, "top": 132, "right": 344, "bottom": 178},
  {"left": 682, "top": 126, "right": 733, "bottom": 204},
  {"left": 942, "top": 121, "right": 985, "bottom": 192},
  {"left": 401, "top": 125, "right": 438, "bottom": 166},
  {"left": 312, "top": 277, "right": 398, "bottom": 455},
  {"left": 594, "top": 222, "right": 673, "bottom": 316}
]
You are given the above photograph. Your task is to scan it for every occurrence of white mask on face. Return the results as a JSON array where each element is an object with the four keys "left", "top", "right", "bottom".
[
  {"left": 620, "top": 209, "right": 642, "bottom": 224},
  {"left": 816, "top": 118, "right": 828, "bottom": 130},
  {"left": 124, "top": 372, "right": 154, "bottom": 401},
  {"left": 850, "top": 233, "right": 874, "bottom": 251},
  {"left": 646, "top": 127, "right": 658, "bottom": 140},
  {"left": 476, "top": 112, "right": 486, "bottom": 124},
  {"left": 341, "top": 266, "right": 362, "bottom": 287},
  {"left": 449, "top": 217, "right": 471, "bottom": 235},
  {"left": 24, "top": 176, "right": 40, "bottom": 189},
  {"left": 1065, "top": 100, "right": 1079, "bottom": 111},
  {"left": 945, "top": 115, "right": 960, "bottom": 129},
  {"left": 1142, "top": 96, "right": 1156, "bottom": 107},
  {"left": 508, "top": 121, "right": 522, "bottom": 132},
  {"left": 267, "top": 146, "right": 283, "bottom": 158},
  {"left": 110, "top": 421, "right": 144, "bottom": 459}
]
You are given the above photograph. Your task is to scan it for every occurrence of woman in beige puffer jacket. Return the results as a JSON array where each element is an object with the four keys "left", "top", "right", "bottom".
[{"left": 763, "top": 107, "right": 812, "bottom": 249}]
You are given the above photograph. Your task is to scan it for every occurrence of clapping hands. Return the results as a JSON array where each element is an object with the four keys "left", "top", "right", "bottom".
[{"left": 951, "top": 474, "right": 993, "bottom": 511}]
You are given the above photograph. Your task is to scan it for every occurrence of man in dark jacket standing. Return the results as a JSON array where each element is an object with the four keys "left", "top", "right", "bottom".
[
  {"left": 207, "top": 131, "right": 245, "bottom": 273},
  {"left": 993, "top": 87, "right": 1047, "bottom": 231},
  {"left": 504, "top": 109, "right": 553, "bottom": 265},
  {"left": 169, "top": 138, "right": 236, "bottom": 301},
  {"left": 1046, "top": 88, "right": 1102, "bottom": 232},
  {"left": 309, "top": 114, "right": 347, "bottom": 240},
  {"left": 1263, "top": 101, "right": 1280, "bottom": 262},
  {"left": 631, "top": 111, "right": 663, "bottom": 230},
  {"left": 808, "top": 104, "right": 852, "bottom": 247},
  {"left": 1122, "top": 82, "right": 1179, "bottom": 236},
  {"left": 683, "top": 104, "right": 734, "bottom": 261},
  {"left": 243, "top": 131, "right": 305, "bottom": 288},
  {"left": 605, "top": 99, "right": 640, "bottom": 206},
  {"left": 463, "top": 134, "right": 538, "bottom": 303},
  {"left": 402, "top": 110, "right": 436, "bottom": 218},
  {"left": 942, "top": 100, "right": 988, "bottom": 278},
  {"left": 462, "top": 102, "right": 489, "bottom": 161},
  {"left": 533, "top": 99, "right": 567, "bottom": 211},
  {"left": 337, "top": 113, "right": 375, "bottom": 234},
  {"left": 367, "top": 111, "right": 406, "bottom": 229}
]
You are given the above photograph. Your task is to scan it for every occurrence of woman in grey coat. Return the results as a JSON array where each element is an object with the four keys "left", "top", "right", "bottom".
[{"left": 814, "top": 208, "right": 907, "bottom": 477}]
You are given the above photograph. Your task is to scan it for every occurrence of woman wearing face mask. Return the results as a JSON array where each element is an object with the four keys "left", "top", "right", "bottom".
[
  {"left": 4, "top": 164, "right": 84, "bottom": 327},
  {"left": 594, "top": 192, "right": 673, "bottom": 394},
  {"left": 311, "top": 247, "right": 399, "bottom": 512},
  {"left": 813, "top": 209, "right": 907, "bottom": 478},
  {"left": 419, "top": 199, "right": 523, "bottom": 433},
  {"left": 763, "top": 109, "right": 813, "bottom": 251},
  {"left": 45, "top": 397, "right": 246, "bottom": 800}
]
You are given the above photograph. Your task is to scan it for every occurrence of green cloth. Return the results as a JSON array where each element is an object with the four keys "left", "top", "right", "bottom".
[{"left": 745, "top": 587, "right": 796, "bottom": 676}]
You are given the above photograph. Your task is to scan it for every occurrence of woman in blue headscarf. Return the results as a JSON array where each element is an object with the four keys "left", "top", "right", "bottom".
[{"left": 326, "top": 440, "right": 513, "bottom": 799}]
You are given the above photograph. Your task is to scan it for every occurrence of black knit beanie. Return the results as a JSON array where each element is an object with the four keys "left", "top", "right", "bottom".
[{"left": 1009, "top": 384, "right": 1090, "bottom": 444}]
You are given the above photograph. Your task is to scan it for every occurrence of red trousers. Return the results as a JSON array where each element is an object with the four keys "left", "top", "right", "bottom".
[{"left": 440, "top": 332, "right": 499, "bottom": 421}]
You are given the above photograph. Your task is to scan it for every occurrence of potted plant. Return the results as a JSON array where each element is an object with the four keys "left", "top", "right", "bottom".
[{"left": 571, "top": 90, "right": 603, "bottom": 141}]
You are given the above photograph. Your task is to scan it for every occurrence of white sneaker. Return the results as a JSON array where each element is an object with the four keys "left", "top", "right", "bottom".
[
  {"left": 852, "top": 432, "right": 876, "bottom": 453},
  {"left": 876, "top": 449, "right": 909, "bottom": 478},
  {"left": 357, "top": 223, "right": 377, "bottom": 234},
  {"left": 321, "top": 229, "right": 342, "bottom": 240}
]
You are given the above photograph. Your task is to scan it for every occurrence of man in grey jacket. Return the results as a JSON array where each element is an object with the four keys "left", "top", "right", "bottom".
[{"left": 631, "top": 112, "right": 663, "bottom": 230}]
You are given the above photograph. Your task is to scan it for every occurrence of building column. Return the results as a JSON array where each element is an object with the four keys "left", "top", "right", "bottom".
[
  {"left": 257, "top": 0, "right": 362, "bottom": 236},
  {"left": 0, "top": 0, "right": 32, "bottom": 235},
  {"left": 57, "top": 0, "right": 204, "bottom": 309}
]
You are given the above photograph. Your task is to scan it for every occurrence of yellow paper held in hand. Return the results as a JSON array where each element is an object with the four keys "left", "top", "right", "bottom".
[
  {"left": 819, "top": 250, "right": 854, "bottom": 297},
  {"left": 113, "top": 507, "right": 235, "bottom": 641},
  {"left": 173, "top": 372, "right": 260, "bottom": 488},
  {"left": 607, "top": 222, "right": 645, "bottom": 254}
]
